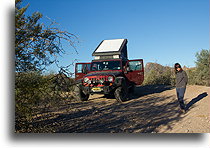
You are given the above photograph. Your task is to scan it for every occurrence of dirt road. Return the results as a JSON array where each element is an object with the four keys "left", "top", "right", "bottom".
[{"left": 32, "top": 85, "right": 210, "bottom": 133}]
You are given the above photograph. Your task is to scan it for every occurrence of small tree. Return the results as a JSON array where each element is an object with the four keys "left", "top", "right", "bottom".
[{"left": 194, "top": 49, "right": 209, "bottom": 86}]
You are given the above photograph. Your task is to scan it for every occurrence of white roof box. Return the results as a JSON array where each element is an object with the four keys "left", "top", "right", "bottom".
[{"left": 92, "top": 39, "right": 128, "bottom": 60}]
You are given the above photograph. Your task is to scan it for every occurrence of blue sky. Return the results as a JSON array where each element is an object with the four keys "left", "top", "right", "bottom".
[{"left": 22, "top": 0, "right": 209, "bottom": 73}]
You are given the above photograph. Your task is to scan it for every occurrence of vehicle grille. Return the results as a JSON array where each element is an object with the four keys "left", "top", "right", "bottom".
[{"left": 90, "top": 77, "right": 106, "bottom": 83}]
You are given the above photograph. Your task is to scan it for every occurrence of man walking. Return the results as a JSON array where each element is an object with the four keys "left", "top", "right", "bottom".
[{"left": 174, "top": 63, "right": 188, "bottom": 112}]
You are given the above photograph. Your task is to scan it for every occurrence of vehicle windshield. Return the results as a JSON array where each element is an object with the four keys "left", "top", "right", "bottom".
[{"left": 91, "top": 61, "right": 121, "bottom": 71}]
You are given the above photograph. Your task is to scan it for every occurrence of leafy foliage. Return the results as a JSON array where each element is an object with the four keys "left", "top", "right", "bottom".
[
  {"left": 185, "top": 67, "right": 197, "bottom": 85},
  {"left": 143, "top": 63, "right": 174, "bottom": 86},
  {"left": 15, "top": 71, "right": 75, "bottom": 132},
  {"left": 194, "top": 49, "right": 209, "bottom": 86}
]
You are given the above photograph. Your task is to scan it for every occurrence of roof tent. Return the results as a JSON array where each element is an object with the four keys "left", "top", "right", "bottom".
[{"left": 92, "top": 39, "right": 128, "bottom": 60}]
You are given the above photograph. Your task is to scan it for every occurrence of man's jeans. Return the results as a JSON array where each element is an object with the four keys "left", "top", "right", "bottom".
[{"left": 176, "top": 87, "right": 186, "bottom": 110}]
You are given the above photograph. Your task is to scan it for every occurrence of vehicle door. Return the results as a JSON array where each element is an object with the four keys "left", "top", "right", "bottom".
[
  {"left": 75, "top": 63, "right": 91, "bottom": 80},
  {"left": 125, "top": 59, "right": 144, "bottom": 85}
]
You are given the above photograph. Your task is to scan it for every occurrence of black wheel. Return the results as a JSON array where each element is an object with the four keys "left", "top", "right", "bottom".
[
  {"left": 114, "top": 86, "right": 128, "bottom": 102},
  {"left": 128, "top": 84, "right": 136, "bottom": 94},
  {"left": 74, "top": 85, "right": 89, "bottom": 101}
]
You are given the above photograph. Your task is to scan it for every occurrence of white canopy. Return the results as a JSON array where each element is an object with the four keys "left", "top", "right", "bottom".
[{"left": 94, "top": 39, "right": 125, "bottom": 53}]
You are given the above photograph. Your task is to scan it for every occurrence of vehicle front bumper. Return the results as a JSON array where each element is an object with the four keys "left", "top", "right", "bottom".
[{"left": 81, "top": 85, "right": 115, "bottom": 95}]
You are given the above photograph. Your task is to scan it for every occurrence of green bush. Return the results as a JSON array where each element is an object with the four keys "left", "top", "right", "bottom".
[
  {"left": 143, "top": 64, "right": 174, "bottom": 86},
  {"left": 194, "top": 49, "right": 209, "bottom": 86},
  {"left": 186, "top": 68, "right": 197, "bottom": 85},
  {"left": 15, "top": 72, "right": 48, "bottom": 132},
  {"left": 15, "top": 71, "right": 75, "bottom": 132},
  {"left": 185, "top": 49, "right": 209, "bottom": 86}
]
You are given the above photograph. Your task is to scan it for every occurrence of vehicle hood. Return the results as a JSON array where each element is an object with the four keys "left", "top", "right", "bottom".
[{"left": 85, "top": 71, "right": 122, "bottom": 77}]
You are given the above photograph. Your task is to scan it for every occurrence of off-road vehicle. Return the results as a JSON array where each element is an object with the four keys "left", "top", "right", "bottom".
[{"left": 75, "top": 39, "right": 144, "bottom": 102}]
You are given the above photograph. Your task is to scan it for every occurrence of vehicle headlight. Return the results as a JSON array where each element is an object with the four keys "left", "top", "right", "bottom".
[
  {"left": 108, "top": 76, "right": 113, "bottom": 82},
  {"left": 87, "top": 80, "right": 92, "bottom": 84},
  {"left": 99, "top": 79, "right": 104, "bottom": 84},
  {"left": 84, "top": 77, "right": 89, "bottom": 83}
]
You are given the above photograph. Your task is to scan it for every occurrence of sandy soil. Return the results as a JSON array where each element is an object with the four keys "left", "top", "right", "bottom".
[{"left": 32, "top": 85, "right": 210, "bottom": 133}]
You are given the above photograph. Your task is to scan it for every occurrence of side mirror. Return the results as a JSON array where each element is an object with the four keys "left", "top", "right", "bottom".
[
  {"left": 123, "top": 66, "right": 127, "bottom": 73},
  {"left": 126, "top": 67, "right": 133, "bottom": 72},
  {"left": 124, "top": 66, "right": 130, "bottom": 74},
  {"left": 126, "top": 67, "right": 130, "bottom": 71}
]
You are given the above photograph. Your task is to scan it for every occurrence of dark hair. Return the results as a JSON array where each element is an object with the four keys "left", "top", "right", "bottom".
[{"left": 174, "top": 63, "right": 182, "bottom": 73}]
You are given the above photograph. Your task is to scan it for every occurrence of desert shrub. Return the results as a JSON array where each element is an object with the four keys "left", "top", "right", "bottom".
[
  {"left": 194, "top": 49, "right": 209, "bottom": 86},
  {"left": 143, "top": 64, "right": 174, "bottom": 86},
  {"left": 185, "top": 49, "right": 209, "bottom": 86},
  {"left": 15, "top": 71, "right": 75, "bottom": 132},
  {"left": 186, "top": 68, "right": 197, "bottom": 85},
  {"left": 15, "top": 72, "right": 48, "bottom": 132}
]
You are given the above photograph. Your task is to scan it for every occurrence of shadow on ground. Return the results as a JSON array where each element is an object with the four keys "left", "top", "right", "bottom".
[
  {"left": 185, "top": 92, "right": 208, "bottom": 110},
  {"left": 32, "top": 85, "right": 183, "bottom": 133},
  {"left": 131, "top": 85, "right": 174, "bottom": 99}
]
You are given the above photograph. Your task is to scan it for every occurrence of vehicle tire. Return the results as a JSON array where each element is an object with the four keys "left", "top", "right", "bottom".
[
  {"left": 128, "top": 84, "right": 136, "bottom": 94},
  {"left": 114, "top": 86, "right": 128, "bottom": 102},
  {"left": 74, "top": 85, "right": 89, "bottom": 101}
]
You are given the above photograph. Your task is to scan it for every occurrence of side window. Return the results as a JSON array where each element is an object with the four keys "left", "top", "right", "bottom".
[
  {"left": 129, "top": 61, "right": 142, "bottom": 71},
  {"left": 86, "top": 64, "right": 91, "bottom": 71},
  {"left": 76, "top": 64, "right": 83, "bottom": 73},
  {"left": 84, "top": 64, "right": 91, "bottom": 73}
]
